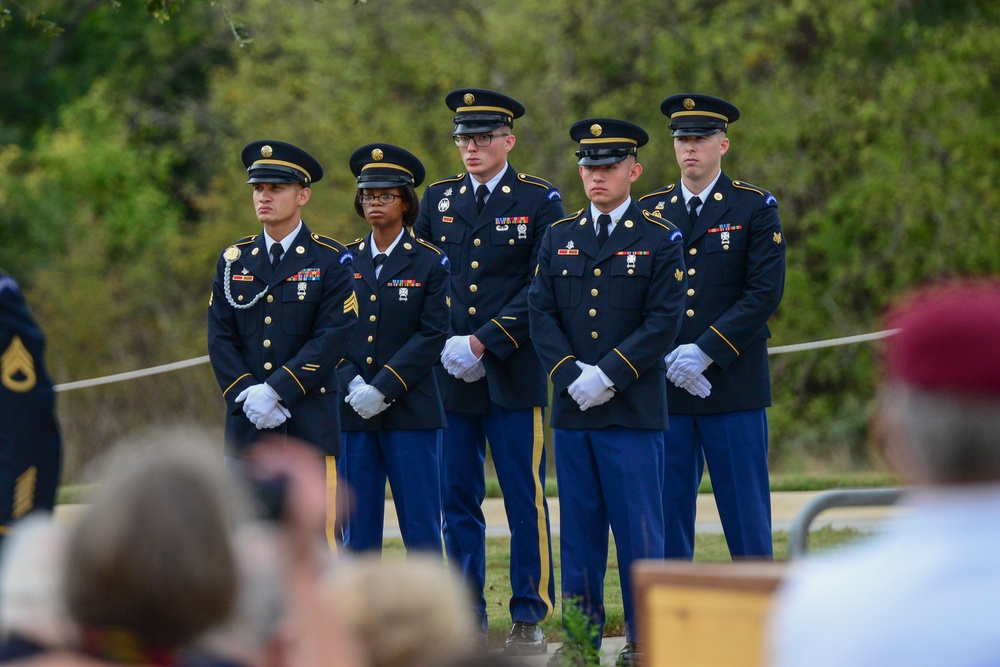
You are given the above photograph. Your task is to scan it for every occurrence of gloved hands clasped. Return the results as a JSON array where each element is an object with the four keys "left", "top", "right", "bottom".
[
  {"left": 665, "top": 344, "right": 714, "bottom": 398},
  {"left": 567, "top": 361, "right": 615, "bottom": 411},
  {"left": 345, "top": 382, "right": 390, "bottom": 419},
  {"left": 236, "top": 383, "right": 291, "bottom": 430},
  {"left": 441, "top": 335, "right": 485, "bottom": 382}
]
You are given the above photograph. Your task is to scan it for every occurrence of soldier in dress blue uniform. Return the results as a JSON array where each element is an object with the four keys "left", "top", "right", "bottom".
[
  {"left": 0, "top": 273, "right": 62, "bottom": 551},
  {"left": 207, "top": 141, "right": 358, "bottom": 548},
  {"left": 335, "top": 144, "right": 449, "bottom": 555},
  {"left": 528, "top": 119, "right": 687, "bottom": 667},
  {"left": 413, "top": 89, "right": 563, "bottom": 654},
  {"left": 639, "top": 94, "right": 786, "bottom": 560}
]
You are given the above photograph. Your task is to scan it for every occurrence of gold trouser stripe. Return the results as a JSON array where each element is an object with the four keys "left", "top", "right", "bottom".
[
  {"left": 613, "top": 348, "right": 639, "bottom": 379},
  {"left": 549, "top": 355, "right": 575, "bottom": 380},
  {"left": 490, "top": 319, "right": 518, "bottom": 348},
  {"left": 223, "top": 373, "right": 253, "bottom": 397},
  {"left": 384, "top": 364, "right": 408, "bottom": 392},
  {"left": 530, "top": 407, "right": 554, "bottom": 621},
  {"left": 325, "top": 456, "right": 339, "bottom": 555},
  {"left": 710, "top": 326, "right": 740, "bottom": 356},
  {"left": 282, "top": 366, "right": 307, "bottom": 396},
  {"left": 13, "top": 467, "right": 37, "bottom": 519}
]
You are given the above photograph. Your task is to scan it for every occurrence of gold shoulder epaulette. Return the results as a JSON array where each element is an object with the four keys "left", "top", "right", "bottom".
[
  {"left": 233, "top": 235, "right": 256, "bottom": 247},
  {"left": 415, "top": 238, "right": 443, "bottom": 255},
  {"left": 311, "top": 233, "right": 343, "bottom": 252},
  {"left": 427, "top": 173, "right": 466, "bottom": 188},
  {"left": 346, "top": 238, "right": 364, "bottom": 247},
  {"left": 517, "top": 173, "right": 555, "bottom": 189},
  {"left": 638, "top": 184, "right": 676, "bottom": 201},
  {"left": 642, "top": 210, "right": 679, "bottom": 231},
  {"left": 732, "top": 180, "right": 766, "bottom": 196},
  {"left": 552, "top": 209, "right": 586, "bottom": 226}
]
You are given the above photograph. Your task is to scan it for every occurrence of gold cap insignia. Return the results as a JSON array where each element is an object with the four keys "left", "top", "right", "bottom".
[
  {"left": 683, "top": 98, "right": 696, "bottom": 110},
  {"left": 714, "top": 192, "right": 723, "bottom": 201},
  {"left": 773, "top": 232, "right": 783, "bottom": 244},
  {"left": 590, "top": 124, "right": 603, "bottom": 137},
  {"left": 224, "top": 246, "right": 241, "bottom": 262},
  {"left": 1, "top": 336, "right": 36, "bottom": 393},
  {"left": 371, "top": 148, "right": 384, "bottom": 161},
  {"left": 675, "top": 268, "right": 684, "bottom": 282},
  {"left": 464, "top": 93, "right": 476, "bottom": 105},
  {"left": 261, "top": 145, "right": 273, "bottom": 158}
]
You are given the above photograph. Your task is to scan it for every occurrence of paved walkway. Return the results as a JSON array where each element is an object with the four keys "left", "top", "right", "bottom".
[{"left": 379, "top": 490, "right": 903, "bottom": 539}]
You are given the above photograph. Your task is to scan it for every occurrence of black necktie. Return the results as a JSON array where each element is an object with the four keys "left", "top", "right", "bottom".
[
  {"left": 476, "top": 184, "right": 489, "bottom": 213},
  {"left": 596, "top": 214, "right": 612, "bottom": 247},
  {"left": 688, "top": 195, "right": 702, "bottom": 226},
  {"left": 373, "top": 253, "right": 387, "bottom": 276},
  {"left": 270, "top": 244, "right": 282, "bottom": 271}
]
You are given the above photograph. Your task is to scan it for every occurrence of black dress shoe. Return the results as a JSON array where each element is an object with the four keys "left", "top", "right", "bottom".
[
  {"left": 615, "top": 642, "right": 643, "bottom": 667},
  {"left": 547, "top": 645, "right": 569, "bottom": 665},
  {"left": 503, "top": 621, "right": 547, "bottom": 655}
]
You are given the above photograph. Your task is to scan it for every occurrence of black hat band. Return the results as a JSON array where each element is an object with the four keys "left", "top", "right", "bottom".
[{"left": 250, "top": 159, "right": 313, "bottom": 183}]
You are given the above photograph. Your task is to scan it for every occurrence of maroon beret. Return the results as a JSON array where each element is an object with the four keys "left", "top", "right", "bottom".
[{"left": 884, "top": 281, "right": 1000, "bottom": 396}]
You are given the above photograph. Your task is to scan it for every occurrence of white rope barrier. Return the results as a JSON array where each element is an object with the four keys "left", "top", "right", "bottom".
[{"left": 52, "top": 329, "right": 900, "bottom": 393}]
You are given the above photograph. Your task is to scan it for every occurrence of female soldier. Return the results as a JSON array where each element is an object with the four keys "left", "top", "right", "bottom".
[{"left": 337, "top": 144, "right": 450, "bottom": 555}]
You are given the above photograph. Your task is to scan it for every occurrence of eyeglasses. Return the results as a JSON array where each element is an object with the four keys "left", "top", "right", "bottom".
[
  {"left": 452, "top": 133, "right": 510, "bottom": 148},
  {"left": 360, "top": 193, "right": 400, "bottom": 205}
]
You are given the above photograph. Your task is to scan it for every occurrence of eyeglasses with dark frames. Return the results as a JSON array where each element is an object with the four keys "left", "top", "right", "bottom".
[
  {"left": 452, "top": 133, "right": 511, "bottom": 148},
  {"left": 360, "top": 193, "right": 400, "bottom": 204}
]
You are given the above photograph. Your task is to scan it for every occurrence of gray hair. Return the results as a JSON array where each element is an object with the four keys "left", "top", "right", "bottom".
[{"left": 883, "top": 382, "right": 1000, "bottom": 484}]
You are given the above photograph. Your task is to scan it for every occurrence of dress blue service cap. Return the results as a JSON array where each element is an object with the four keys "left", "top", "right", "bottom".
[
  {"left": 660, "top": 94, "right": 741, "bottom": 137},
  {"left": 242, "top": 140, "right": 324, "bottom": 186},
  {"left": 446, "top": 88, "right": 525, "bottom": 135},
  {"left": 570, "top": 118, "right": 649, "bottom": 166},
  {"left": 350, "top": 144, "right": 425, "bottom": 189}
]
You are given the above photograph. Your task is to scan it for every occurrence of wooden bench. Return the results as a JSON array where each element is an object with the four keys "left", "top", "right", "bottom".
[{"left": 633, "top": 560, "right": 787, "bottom": 666}]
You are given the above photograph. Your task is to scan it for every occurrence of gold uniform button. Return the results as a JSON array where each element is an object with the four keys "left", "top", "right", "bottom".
[
  {"left": 237, "top": 295, "right": 244, "bottom": 302},
  {"left": 593, "top": 268, "right": 602, "bottom": 277},
  {"left": 591, "top": 331, "right": 599, "bottom": 339},
  {"left": 474, "top": 238, "right": 482, "bottom": 247},
  {"left": 471, "top": 261, "right": 479, "bottom": 269},
  {"left": 470, "top": 284, "right": 478, "bottom": 292},
  {"left": 264, "top": 362, "right": 273, "bottom": 371},
  {"left": 469, "top": 307, "right": 476, "bottom": 315},
  {"left": 263, "top": 339, "right": 271, "bottom": 348},
  {"left": 687, "top": 288, "right": 695, "bottom": 296},
  {"left": 441, "top": 236, "right": 447, "bottom": 243},
  {"left": 562, "top": 269, "right": 568, "bottom": 276},
  {"left": 508, "top": 239, "right": 515, "bottom": 245},
  {"left": 589, "top": 309, "right": 597, "bottom": 317},
  {"left": 369, "top": 315, "right": 377, "bottom": 322},
  {"left": 320, "top": 387, "right": 326, "bottom": 394},
  {"left": 264, "top": 316, "right": 272, "bottom": 325},
  {"left": 298, "top": 295, "right": 305, "bottom": 301},
  {"left": 591, "top": 289, "right": 598, "bottom": 297},
  {"left": 723, "top": 244, "right": 730, "bottom": 250},
  {"left": 366, "top": 357, "right": 373, "bottom": 364},
  {"left": 367, "top": 335, "right": 374, "bottom": 343},
  {"left": 688, "top": 268, "right": 696, "bottom": 276},
  {"left": 267, "top": 295, "right": 274, "bottom": 303},
  {"left": 628, "top": 269, "right": 634, "bottom": 275},
  {"left": 370, "top": 294, "right": 377, "bottom": 301},
  {"left": 686, "top": 309, "right": 695, "bottom": 317},
  {"left": 689, "top": 248, "right": 697, "bottom": 256}
]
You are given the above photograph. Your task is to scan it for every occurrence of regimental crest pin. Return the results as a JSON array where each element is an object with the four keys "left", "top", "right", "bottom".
[
  {"left": 567, "top": 240, "right": 575, "bottom": 250},
  {"left": 675, "top": 268, "right": 684, "bottom": 281},
  {"left": 444, "top": 188, "right": 453, "bottom": 196},
  {"left": 399, "top": 287, "right": 409, "bottom": 302},
  {"left": 655, "top": 202, "right": 665, "bottom": 210},
  {"left": 773, "top": 232, "right": 783, "bottom": 244}
]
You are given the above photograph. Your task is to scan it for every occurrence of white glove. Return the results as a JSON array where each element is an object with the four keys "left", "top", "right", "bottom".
[
  {"left": 349, "top": 385, "right": 390, "bottom": 419},
  {"left": 256, "top": 403, "right": 292, "bottom": 430},
  {"left": 567, "top": 361, "right": 615, "bottom": 411},
  {"left": 236, "top": 383, "right": 283, "bottom": 426},
  {"left": 347, "top": 374, "right": 365, "bottom": 395},
  {"left": 441, "top": 335, "right": 482, "bottom": 378},
  {"left": 679, "top": 372, "right": 712, "bottom": 398},
  {"left": 460, "top": 360, "right": 487, "bottom": 383},
  {"left": 665, "top": 344, "right": 713, "bottom": 386}
]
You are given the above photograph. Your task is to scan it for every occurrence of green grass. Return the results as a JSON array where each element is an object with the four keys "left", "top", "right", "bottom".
[{"left": 381, "top": 526, "right": 869, "bottom": 647}]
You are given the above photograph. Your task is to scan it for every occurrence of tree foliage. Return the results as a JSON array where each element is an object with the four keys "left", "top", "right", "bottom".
[{"left": 1, "top": 0, "right": 998, "bottom": 478}]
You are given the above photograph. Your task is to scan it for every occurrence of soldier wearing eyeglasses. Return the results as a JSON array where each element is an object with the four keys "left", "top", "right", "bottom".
[
  {"left": 336, "top": 144, "right": 449, "bottom": 557},
  {"left": 413, "top": 88, "right": 563, "bottom": 654}
]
